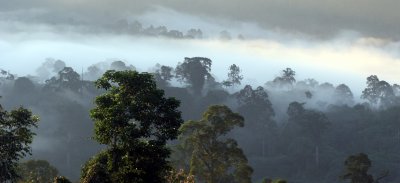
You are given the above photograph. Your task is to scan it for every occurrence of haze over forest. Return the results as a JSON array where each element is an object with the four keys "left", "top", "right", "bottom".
[{"left": 1, "top": 0, "right": 400, "bottom": 183}]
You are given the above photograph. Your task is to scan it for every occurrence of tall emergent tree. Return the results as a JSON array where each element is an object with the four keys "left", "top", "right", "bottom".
[
  {"left": 175, "top": 57, "right": 213, "bottom": 95},
  {"left": 273, "top": 68, "right": 296, "bottom": 87},
  {"left": 236, "top": 85, "right": 275, "bottom": 157},
  {"left": 361, "top": 75, "right": 396, "bottom": 107},
  {"left": 178, "top": 105, "right": 253, "bottom": 183},
  {"left": 0, "top": 100, "right": 39, "bottom": 182},
  {"left": 222, "top": 64, "right": 243, "bottom": 88},
  {"left": 82, "top": 70, "right": 183, "bottom": 183}
]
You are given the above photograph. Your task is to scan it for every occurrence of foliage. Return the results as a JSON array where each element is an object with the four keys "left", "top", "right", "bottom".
[
  {"left": 175, "top": 57, "right": 213, "bottom": 94},
  {"left": 334, "top": 84, "right": 354, "bottom": 105},
  {"left": 86, "top": 70, "right": 183, "bottom": 183},
  {"left": 178, "top": 105, "right": 253, "bottom": 183},
  {"left": 18, "top": 160, "right": 58, "bottom": 183},
  {"left": 154, "top": 64, "right": 174, "bottom": 87},
  {"left": 273, "top": 68, "right": 296, "bottom": 87},
  {"left": 222, "top": 64, "right": 243, "bottom": 87},
  {"left": 341, "top": 153, "right": 388, "bottom": 183},
  {"left": 287, "top": 102, "right": 329, "bottom": 142},
  {"left": 53, "top": 176, "right": 72, "bottom": 183},
  {"left": 361, "top": 75, "right": 396, "bottom": 107},
  {"left": 0, "top": 100, "right": 39, "bottom": 182},
  {"left": 44, "top": 67, "right": 81, "bottom": 92},
  {"left": 165, "top": 169, "right": 195, "bottom": 183},
  {"left": 81, "top": 150, "right": 111, "bottom": 183}
]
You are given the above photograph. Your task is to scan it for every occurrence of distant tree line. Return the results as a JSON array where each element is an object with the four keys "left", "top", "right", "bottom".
[{"left": 1, "top": 57, "right": 400, "bottom": 183}]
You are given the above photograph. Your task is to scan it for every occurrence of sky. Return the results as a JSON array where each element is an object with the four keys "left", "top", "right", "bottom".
[{"left": 1, "top": 0, "right": 400, "bottom": 95}]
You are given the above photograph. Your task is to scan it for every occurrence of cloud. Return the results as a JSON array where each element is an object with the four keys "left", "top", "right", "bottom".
[
  {"left": 1, "top": 24, "right": 400, "bottom": 97},
  {"left": 1, "top": 0, "right": 399, "bottom": 39}
]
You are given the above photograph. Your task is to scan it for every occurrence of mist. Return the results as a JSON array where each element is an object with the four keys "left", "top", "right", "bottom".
[{"left": 2, "top": 1, "right": 400, "bottom": 182}]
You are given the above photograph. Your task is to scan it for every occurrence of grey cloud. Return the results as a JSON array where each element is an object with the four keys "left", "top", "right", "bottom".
[{"left": 1, "top": 0, "right": 399, "bottom": 39}]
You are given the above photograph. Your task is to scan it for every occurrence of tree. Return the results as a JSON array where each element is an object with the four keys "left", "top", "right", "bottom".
[
  {"left": 286, "top": 102, "right": 329, "bottom": 167},
  {"left": 237, "top": 85, "right": 275, "bottom": 128},
  {"left": 341, "top": 153, "right": 388, "bottom": 183},
  {"left": 236, "top": 85, "right": 275, "bottom": 157},
  {"left": 222, "top": 64, "right": 243, "bottom": 88},
  {"left": 175, "top": 57, "right": 213, "bottom": 95},
  {"left": 153, "top": 64, "right": 174, "bottom": 87},
  {"left": 178, "top": 105, "right": 253, "bottom": 183},
  {"left": 219, "top": 30, "right": 232, "bottom": 40},
  {"left": 186, "top": 29, "right": 203, "bottom": 39},
  {"left": 165, "top": 169, "right": 195, "bottom": 183},
  {"left": 18, "top": 160, "right": 58, "bottom": 183},
  {"left": 84, "top": 70, "right": 183, "bottom": 183},
  {"left": 0, "top": 69, "right": 15, "bottom": 81},
  {"left": 53, "top": 176, "right": 72, "bottom": 183},
  {"left": 361, "top": 75, "right": 396, "bottom": 107},
  {"left": 334, "top": 84, "right": 354, "bottom": 105},
  {"left": 273, "top": 68, "right": 296, "bottom": 88},
  {"left": 110, "top": 61, "right": 135, "bottom": 71},
  {"left": 287, "top": 102, "right": 329, "bottom": 141},
  {"left": 45, "top": 67, "right": 81, "bottom": 92},
  {"left": 0, "top": 100, "right": 39, "bottom": 182}
]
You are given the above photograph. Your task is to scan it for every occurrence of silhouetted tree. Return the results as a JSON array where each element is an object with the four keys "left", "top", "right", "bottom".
[
  {"left": 175, "top": 57, "right": 213, "bottom": 95},
  {"left": 153, "top": 64, "right": 174, "bottom": 87},
  {"left": 286, "top": 102, "right": 329, "bottom": 167},
  {"left": 334, "top": 84, "right": 354, "bottom": 105},
  {"left": 288, "top": 102, "right": 329, "bottom": 142},
  {"left": 219, "top": 30, "right": 232, "bottom": 40},
  {"left": 237, "top": 85, "right": 275, "bottom": 157},
  {"left": 361, "top": 75, "right": 396, "bottom": 107},
  {"left": 45, "top": 67, "right": 81, "bottom": 92},
  {"left": 273, "top": 68, "right": 296, "bottom": 88},
  {"left": 222, "top": 64, "right": 243, "bottom": 88},
  {"left": 237, "top": 85, "right": 275, "bottom": 127},
  {"left": 13, "top": 77, "right": 35, "bottom": 95},
  {"left": 186, "top": 29, "right": 203, "bottom": 39},
  {"left": 110, "top": 61, "right": 135, "bottom": 71}
]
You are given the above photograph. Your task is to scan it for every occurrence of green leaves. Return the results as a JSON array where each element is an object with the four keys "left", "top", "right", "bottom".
[
  {"left": 0, "top": 103, "right": 39, "bottom": 182},
  {"left": 178, "top": 105, "right": 253, "bottom": 183},
  {"left": 18, "top": 159, "right": 59, "bottom": 183},
  {"left": 85, "top": 70, "right": 183, "bottom": 183}
]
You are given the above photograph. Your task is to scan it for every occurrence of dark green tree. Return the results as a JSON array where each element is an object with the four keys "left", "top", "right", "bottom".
[
  {"left": 175, "top": 57, "right": 213, "bottom": 95},
  {"left": 81, "top": 151, "right": 112, "bottom": 183},
  {"left": 83, "top": 70, "right": 183, "bottom": 183},
  {"left": 178, "top": 105, "right": 253, "bottom": 183},
  {"left": 222, "top": 64, "right": 243, "bottom": 88},
  {"left": 0, "top": 100, "right": 39, "bottom": 182}
]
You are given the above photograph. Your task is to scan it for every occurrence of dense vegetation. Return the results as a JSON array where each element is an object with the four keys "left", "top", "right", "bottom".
[{"left": 1, "top": 58, "right": 399, "bottom": 183}]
